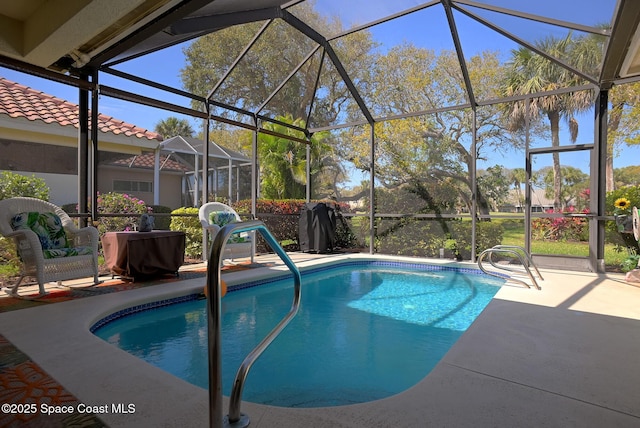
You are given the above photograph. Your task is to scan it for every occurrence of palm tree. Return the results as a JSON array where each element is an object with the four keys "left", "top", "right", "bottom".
[
  {"left": 256, "top": 115, "right": 337, "bottom": 199},
  {"left": 510, "top": 168, "right": 527, "bottom": 211},
  {"left": 502, "top": 34, "right": 594, "bottom": 210},
  {"left": 154, "top": 117, "right": 195, "bottom": 139}
]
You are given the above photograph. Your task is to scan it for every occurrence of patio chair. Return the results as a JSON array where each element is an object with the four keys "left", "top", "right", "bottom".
[
  {"left": 0, "top": 197, "right": 100, "bottom": 295},
  {"left": 199, "top": 202, "right": 254, "bottom": 264}
]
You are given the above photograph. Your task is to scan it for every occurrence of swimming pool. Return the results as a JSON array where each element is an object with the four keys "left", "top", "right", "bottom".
[{"left": 94, "top": 261, "right": 504, "bottom": 407}]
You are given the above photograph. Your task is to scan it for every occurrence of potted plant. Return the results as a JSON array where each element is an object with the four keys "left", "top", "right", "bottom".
[{"left": 614, "top": 197, "right": 634, "bottom": 234}]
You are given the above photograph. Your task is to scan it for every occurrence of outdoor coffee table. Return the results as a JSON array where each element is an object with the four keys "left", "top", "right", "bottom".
[{"left": 101, "top": 230, "right": 186, "bottom": 280}]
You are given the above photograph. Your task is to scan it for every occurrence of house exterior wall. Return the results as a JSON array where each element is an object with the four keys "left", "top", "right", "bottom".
[
  {"left": 1, "top": 168, "right": 184, "bottom": 209},
  {"left": 98, "top": 167, "right": 184, "bottom": 209},
  {"left": 35, "top": 173, "right": 78, "bottom": 206},
  {"left": 2, "top": 170, "right": 78, "bottom": 206},
  {"left": 0, "top": 138, "right": 184, "bottom": 209}
]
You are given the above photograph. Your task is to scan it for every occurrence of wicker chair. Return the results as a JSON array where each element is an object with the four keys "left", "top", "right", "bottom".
[
  {"left": 0, "top": 197, "right": 100, "bottom": 295},
  {"left": 199, "top": 202, "right": 254, "bottom": 263}
]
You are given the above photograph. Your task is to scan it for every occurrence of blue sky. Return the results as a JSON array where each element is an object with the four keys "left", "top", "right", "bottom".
[
  {"left": 1, "top": 0, "right": 638, "bottom": 177},
  {"left": 1, "top": 40, "right": 191, "bottom": 133},
  {"left": 1, "top": 0, "right": 618, "bottom": 130}
]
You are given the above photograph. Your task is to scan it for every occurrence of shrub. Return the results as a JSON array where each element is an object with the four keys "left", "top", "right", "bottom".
[
  {"left": 170, "top": 207, "right": 201, "bottom": 258},
  {"left": 91, "top": 192, "right": 150, "bottom": 235},
  {"left": 0, "top": 171, "right": 50, "bottom": 201},
  {"left": 606, "top": 186, "right": 640, "bottom": 216},
  {"left": 234, "top": 199, "right": 301, "bottom": 249},
  {"left": 531, "top": 207, "right": 589, "bottom": 242},
  {"left": 452, "top": 221, "right": 504, "bottom": 260},
  {"left": 376, "top": 218, "right": 451, "bottom": 257},
  {"left": 376, "top": 218, "right": 503, "bottom": 260},
  {"left": 621, "top": 254, "right": 640, "bottom": 273},
  {"left": 0, "top": 171, "right": 50, "bottom": 278},
  {"left": 333, "top": 206, "right": 360, "bottom": 249},
  {"left": 0, "top": 234, "right": 20, "bottom": 277}
]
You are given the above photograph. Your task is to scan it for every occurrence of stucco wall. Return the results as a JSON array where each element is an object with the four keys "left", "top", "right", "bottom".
[
  {"left": 98, "top": 167, "right": 183, "bottom": 209},
  {"left": 2, "top": 169, "right": 184, "bottom": 210},
  {"left": 3, "top": 170, "right": 78, "bottom": 206}
]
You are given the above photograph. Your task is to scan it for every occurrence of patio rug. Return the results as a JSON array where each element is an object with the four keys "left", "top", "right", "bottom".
[
  {"left": 0, "top": 261, "right": 271, "bottom": 313},
  {"left": 0, "top": 269, "right": 207, "bottom": 313},
  {"left": 0, "top": 334, "right": 106, "bottom": 427},
  {"left": 0, "top": 260, "right": 273, "bottom": 427}
]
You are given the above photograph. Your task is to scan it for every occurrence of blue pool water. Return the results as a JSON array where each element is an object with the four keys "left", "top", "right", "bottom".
[{"left": 94, "top": 263, "right": 504, "bottom": 407}]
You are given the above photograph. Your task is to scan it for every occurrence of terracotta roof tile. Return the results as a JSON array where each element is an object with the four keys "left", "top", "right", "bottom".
[
  {"left": 0, "top": 77, "right": 162, "bottom": 142},
  {"left": 103, "top": 152, "right": 189, "bottom": 172}
]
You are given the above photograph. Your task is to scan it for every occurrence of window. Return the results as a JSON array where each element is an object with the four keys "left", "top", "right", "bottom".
[{"left": 113, "top": 180, "right": 153, "bottom": 193}]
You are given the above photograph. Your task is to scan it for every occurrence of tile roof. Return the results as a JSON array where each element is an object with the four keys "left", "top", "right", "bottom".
[
  {"left": 0, "top": 77, "right": 161, "bottom": 141},
  {"left": 103, "top": 152, "right": 190, "bottom": 172}
]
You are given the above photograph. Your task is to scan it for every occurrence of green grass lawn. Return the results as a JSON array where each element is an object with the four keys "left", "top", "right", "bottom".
[{"left": 497, "top": 218, "right": 629, "bottom": 271}]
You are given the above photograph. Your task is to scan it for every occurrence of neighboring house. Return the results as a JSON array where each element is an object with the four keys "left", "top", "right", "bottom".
[
  {"left": 99, "top": 151, "right": 190, "bottom": 209},
  {"left": 159, "top": 135, "right": 252, "bottom": 205},
  {"left": 499, "top": 188, "right": 571, "bottom": 213},
  {"left": 0, "top": 77, "right": 253, "bottom": 209},
  {"left": 0, "top": 76, "right": 168, "bottom": 206},
  {"left": 101, "top": 137, "right": 252, "bottom": 208},
  {"left": 528, "top": 189, "right": 556, "bottom": 212}
]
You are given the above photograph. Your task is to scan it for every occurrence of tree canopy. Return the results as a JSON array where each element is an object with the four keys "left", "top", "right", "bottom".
[
  {"left": 154, "top": 116, "right": 195, "bottom": 139},
  {"left": 340, "top": 46, "right": 516, "bottom": 215},
  {"left": 502, "top": 34, "right": 596, "bottom": 210},
  {"left": 246, "top": 115, "right": 335, "bottom": 200},
  {"left": 181, "top": 2, "right": 377, "bottom": 128},
  {"left": 178, "top": 13, "right": 640, "bottom": 215}
]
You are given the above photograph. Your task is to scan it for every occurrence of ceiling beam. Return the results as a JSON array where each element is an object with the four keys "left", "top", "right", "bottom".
[
  {"left": 86, "top": 0, "right": 213, "bottom": 68},
  {"left": 0, "top": 54, "right": 94, "bottom": 90},
  {"left": 169, "top": 7, "right": 280, "bottom": 35},
  {"left": 601, "top": 0, "right": 640, "bottom": 87},
  {"left": 33, "top": 0, "right": 123, "bottom": 64}
]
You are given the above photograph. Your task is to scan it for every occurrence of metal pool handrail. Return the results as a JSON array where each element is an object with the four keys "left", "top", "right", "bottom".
[
  {"left": 489, "top": 245, "right": 544, "bottom": 280},
  {"left": 478, "top": 245, "right": 543, "bottom": 290},
  {"left": 206, "top": 220, "right": 302, "bottom": 428}
]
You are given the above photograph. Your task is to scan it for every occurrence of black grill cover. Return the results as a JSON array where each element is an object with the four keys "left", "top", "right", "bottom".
[{"left": 298, "top": 202, "right": 336, "bottom": 253}]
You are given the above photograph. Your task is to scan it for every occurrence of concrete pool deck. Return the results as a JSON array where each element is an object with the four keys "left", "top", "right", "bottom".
[{"left": 1, "top": 253, "right": 639, "bottom": 427}]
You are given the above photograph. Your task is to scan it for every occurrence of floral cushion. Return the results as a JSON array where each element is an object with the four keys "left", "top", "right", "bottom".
[
  {"left": 11, "top": 212, "right": 68, "bottom": 250},
  {"left": 10, "top": 212, "right": 91, "bottom": 259},
  {"left": 208, "top": 211, "right": 249, "bottom": 244},
  {"left": 43, "top": 247, "right": 94, "bottom": 258},
  {"left": 209, "top": 211, "right": 236, "bottom": 228}
]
